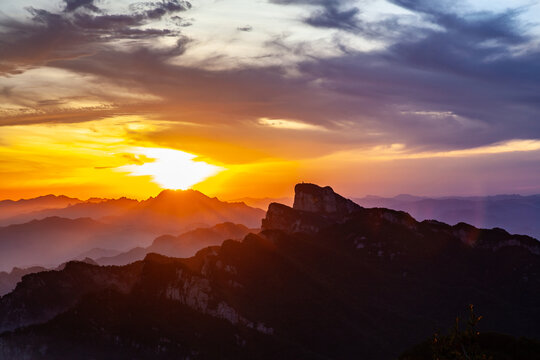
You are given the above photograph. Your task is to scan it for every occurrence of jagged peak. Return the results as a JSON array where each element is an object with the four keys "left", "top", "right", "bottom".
[
  {"left": 293, "top": 183, "right": 361, "bottom": 215},
  {"left": 154, "top": 189, "right": 208, "bottom": 201}
]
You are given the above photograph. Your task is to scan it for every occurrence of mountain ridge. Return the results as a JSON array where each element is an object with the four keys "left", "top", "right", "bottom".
[
  {"left": 0, "top": 191, "right": 264, "bottom": 271},
  {"left": 0, "top": 183, "right": 538, "bottom": 359}
]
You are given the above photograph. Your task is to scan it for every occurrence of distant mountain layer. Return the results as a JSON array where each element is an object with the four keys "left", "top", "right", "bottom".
[
  {"left": 1, "top": 184, "right": 538, "bottom": 359},
  {"left": 0, "top": 223, "right": 254, "bottom": 294},
  {"left": 0, "top": 197, "right": 140, "bottom": 226},
  {"left": 0, "top": 190, "right": 264, "bottom": 271},
  {"left": 0, "top": 266, "right": 46, "bottom": 297},
  {"left": 95, "top": 222, "right": 254, "bottom": 266},
  {"left": 0, "top": 217, "right": 154, "bottom": 272},
  {"left": 0, "top": 190, "right": 264, "bottom": 230},
  {"left": 355, "top": 194, "right": 540, "bottom": 240},
  {"left": 0, "top": 195, "right": 82, "bottom": 222},
  {"left": 228, "top": 197, "right": 293, "bottom": 210}
]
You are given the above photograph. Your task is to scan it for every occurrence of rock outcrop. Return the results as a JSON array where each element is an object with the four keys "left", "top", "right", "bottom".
[
  {"left": 262, "top": 183, "right": 362, "bottom": 234},
  {"left": 293, "top": 183, "right": 361, "bottom": 215}
]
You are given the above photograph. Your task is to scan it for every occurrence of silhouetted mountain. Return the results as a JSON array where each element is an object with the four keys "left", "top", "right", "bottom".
[
  {"left": 0, "top": 195, "right": 82, "bottom": 223},
  {"left": 228, "top": 197, "right": 293, "bottom": 210},
  {"left": 95, "top": 247, "right": 149, "bottom": 266},
  {"left": 0, "top": 266, "right": 47, "bottom": 297},
  {"left": 0, "top": 217, "right": 156, "bottom": 271},
  {"left": 0, "top": 190, "right": 264, "bottom": 233},
  {"left": 115, "top": 190, "right": 264, "bottom": 234},
  {"left": 95, "top": 223, "right": 253, "bottom": 266},
  {"left": 355, "top": 194, "right": 540, "bottom": 240},
  {"left": 0, "top": 197, "right": 139, "bottom": 226},
  {"left": 0, "top": 257, "right": 99, "bottom": 297},
  {"left": 0, "top": 191, "right": 264, "bottom": 270},
  {"left": 0, "top": 184, "right": 539, "bottom": 359},
  {"left": 74, "top": 248, "right": 122, "bottom": 261}
]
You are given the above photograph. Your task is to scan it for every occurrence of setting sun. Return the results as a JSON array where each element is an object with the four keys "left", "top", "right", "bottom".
[
  {"left": 0, "top": 0, "right": 539, "bottom": 359},
  {"left": 117, "top": 147, "right": 224, "bottom": 190}
]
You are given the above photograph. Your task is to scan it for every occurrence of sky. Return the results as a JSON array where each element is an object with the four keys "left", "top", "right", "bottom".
[{"left": 0, "top": 0, "right": 539, "bottom": 200}]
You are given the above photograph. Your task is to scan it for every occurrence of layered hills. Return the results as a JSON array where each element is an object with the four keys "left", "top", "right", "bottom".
[
  {"left": 355, "top": 193, "right": 540, "bottom": 240},
  {"left": 0, "top": 190, "right": 264, "bottom": 271},
  {"left": 0, "top": 184, "right": 538, "bottom": 359},
  {"left": 0, "top": 223, "right": 252, "bottom": 296}
]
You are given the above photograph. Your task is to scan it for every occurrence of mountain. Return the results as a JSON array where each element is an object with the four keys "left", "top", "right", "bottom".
[
  {"left": 0, "top": 217, "right": 155, "bottom": 272},
  {"left": 0, "top": 191, "right": 264, "bottom": 270},
  {"left": 0, "top": 195, "right": 82, "bottom": 223},
  {"left": 94, "top": 247, "right": 149, "bottom": 266},
  {"left": 114, "top": 190, "right": 264, "bottom": 234},
  {"left": 96, "top": 222, "right": 254, "bottom": 266},
  {"left": 0, "top": 183, "right": 539, "bottom": 359},
  {"left": 0, "top": 197, "right": 139, "bottom": 226},
  {"left": 354, "top": 194, "right": 540, "bottom": 240},
  {"left": 74, "top": 248, "right": 122, "bottom": 261},
  {"left": 0, "top": 257, "right": 98, "bottom": 297},
  {"left": 149, "top": 222, "right": 253, "bottom": 257},
  {"left": 0, "top": 266, "right": 47, "bottom": 297},
  {"left": 228, "top": 197, "right": 293, "bottom": 210},
  {"left": 0, "top": 190, "right": 264, "bottom": 233}
]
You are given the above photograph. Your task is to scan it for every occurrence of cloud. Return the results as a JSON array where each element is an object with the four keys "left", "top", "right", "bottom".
[
  {"left": 0, "top": 1, "right": 191, "bottom": 74},
  {"left": 258, "top": 117, "right": 325, "bottom": 131},
  {"left": 270, "top": 0, "right": 362, "bottom": 31},
  {"left": 0, "top": 0, "right": 539, "bottom": 163},
  {"left": 282, "top": 1, "right": 540, "bottom": 150},
  {"left": 129, "top": 1, "right": 192, "bottom": 19},
  {"left": 237, "top": 25, "right": 253, "bottom": 32},
  {"left": 63, "top": 0, "right": 99, "bottom": 13},
  {"left": 305, "top": 5, "right": 360, "bottom": 31}
]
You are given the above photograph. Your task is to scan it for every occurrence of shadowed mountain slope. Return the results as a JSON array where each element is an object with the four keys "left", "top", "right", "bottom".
[
  {"left": 0, "top": 184, "right": 538, "bottom": 359},
  {"left": 95, "top": 222, "right": 254, "bottom": 266},
  {"left": 0, "top": 217, "right": 153, "bottom": 272}
]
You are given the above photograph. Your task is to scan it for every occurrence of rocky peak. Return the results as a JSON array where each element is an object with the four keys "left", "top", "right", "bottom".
[
  {"left": 293, "top": 183, "right": 361, "bottom": 215},
  {"left": 262, "top": 183, "right": 362, "bottom": 234}
]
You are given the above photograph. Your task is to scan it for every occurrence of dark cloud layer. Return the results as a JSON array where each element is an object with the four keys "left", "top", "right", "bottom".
[
  {"left": 63, "top": 0, "right": 99, "bottom": 13},
  {"left": 237, "top": 25, "right": 253, "bottom": 32},
  {"left": 271, "top": 0, "right": 362, "bottom": 31},
  {"left": 0, "top": 1, "right": 190, "bottom": 74},
  {"left": 266, "top": 0, "right": 540, "bottom": 150},
  {"left": 0, "top": 0, "right": 539, "bottom": 157}
]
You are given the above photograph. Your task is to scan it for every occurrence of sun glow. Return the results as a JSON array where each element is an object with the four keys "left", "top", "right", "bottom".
[{"left": 117, "top": 147, "right": 224, "bottom": 190}]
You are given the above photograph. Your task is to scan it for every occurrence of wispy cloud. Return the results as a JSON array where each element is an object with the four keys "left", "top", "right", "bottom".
[
  {"left": 0, "top": 0, "right": 539, "bottom": 197},
  {"left": 258, "top": 117, "right": 325, "bottom": 131}
]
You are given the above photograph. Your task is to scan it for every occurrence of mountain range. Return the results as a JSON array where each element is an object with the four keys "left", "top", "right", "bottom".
[
  {"left": 0, "top": 183, "right": 538, "bottom": 359},
  {"left": 222, "top": 192, "right": 540, "bottom": 240},
  {"left": 0, "top": 195, "right": 83, "bottom": 223},
  {"left": 0, "top": 222, "right": 252, "bottom": 296},
  {"left": 0, "top": 190, "right": 264, "bottom": 272},
  {"left": 354, "top": 194, "right": 540, "bottom": 240},
  {"left": 94, "top": 222, "right": 254, "bottom": 266}
]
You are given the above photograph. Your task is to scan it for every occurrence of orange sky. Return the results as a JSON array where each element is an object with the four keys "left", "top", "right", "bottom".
[
  {"left": 1, "top": 115, "right": 539, "bottom": 201},
  {"left": 1, "top": 0, "right": 539, "bottom": 201}
]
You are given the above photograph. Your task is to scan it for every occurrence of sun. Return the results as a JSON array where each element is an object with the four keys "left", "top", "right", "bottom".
[{"left": 117, "top": 147, "right": 224, "bottom": 190}]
